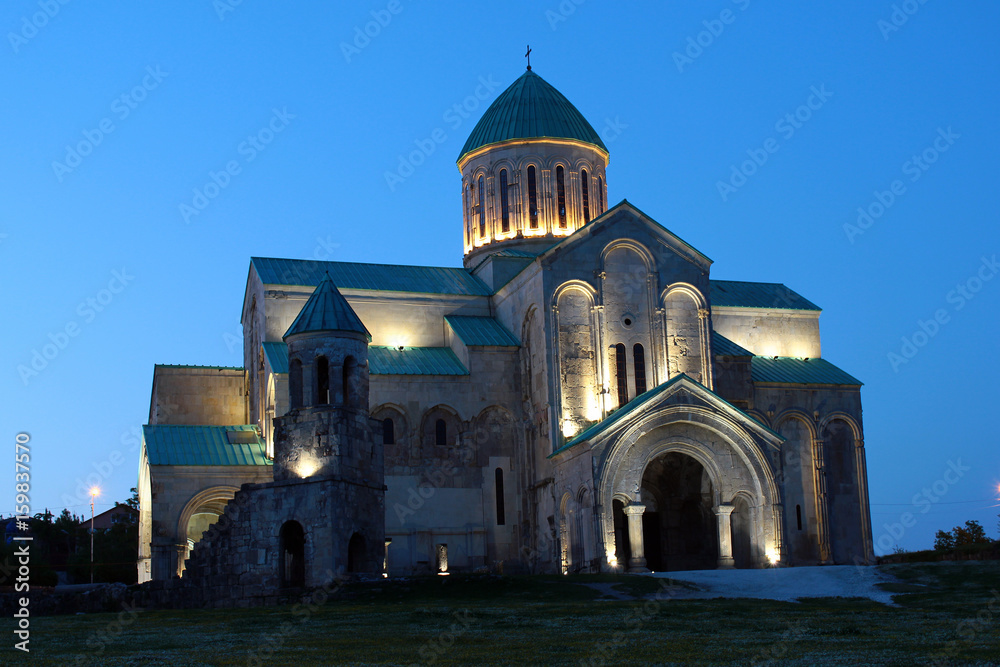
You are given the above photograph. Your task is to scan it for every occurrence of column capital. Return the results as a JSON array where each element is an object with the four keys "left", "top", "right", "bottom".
[
  {"left": 623, "top": 503, "right": 646, "bottom": 516},
  {"left": 712, "top": 504, "right": 735, "bottom": 517}
]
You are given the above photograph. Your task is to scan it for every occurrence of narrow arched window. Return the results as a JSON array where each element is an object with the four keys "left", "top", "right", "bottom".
[
  {"left": 435, "top": 419, "right": 447, "bottom": 447},
  {"left": 495, "top": 468, "right": 506, "bottom": 526},
  {"left": 527, "top": 165, "right": 538, "bottom": 229},
  {"left": 615, "top": 343, "right": 628, "bottom": 408},
  {"left": 556, "top": 165, "right": 566, "bottom": 228},
  {"left": 478, "top": 175, "right": 486, "bottom": 238},
  {"left": 597, "top": 175, "right": 604, "bottom": 214},
  {"left": 316, "top": 356, "right": 329, "bottom": 405},
  {"left": 463, "top": 184, "right": 470, "bottom": 244},
  {"left": 289, "top": 359, "right": 303, "bottom": 409},
  {"left": 499, "top": 168, "right": 510, "bottom": 233},
  {"left": 382, "top": 418, "right": 395, "bottom": 445},
  {"left": 467, "top": 183, "right": 474, "bottom": 242},
  {"left": 796, "top": 505, "right": 803, "bottom": 531},
  {"left": 633, "top": 343, "right": 647, "bottom": 396},
  {"left": 342, "top": 356, "right": 357, "bottom": 408},
  {"left": 581, "top": 169, "right": 590, "bottom": 223}
]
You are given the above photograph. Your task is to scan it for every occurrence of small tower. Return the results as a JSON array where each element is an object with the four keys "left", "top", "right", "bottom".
[
  {"left": 458, "top": 68, "right": 610, "bottom": 266},
  {"left": 273, "top": 273, "right": 379, "bottom": 488}
]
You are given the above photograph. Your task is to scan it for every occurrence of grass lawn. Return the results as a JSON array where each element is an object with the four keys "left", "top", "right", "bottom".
[{"left": 16, "top": 561, "right": 1000, "bottom": 666}]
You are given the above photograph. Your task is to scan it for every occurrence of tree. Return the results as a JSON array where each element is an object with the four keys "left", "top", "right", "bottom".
[
  {"left": 933, "top": 530, "right": 955, "bottom": 551},
  {"left": 934, "top": 520, "right": 992, "bottom": 551},
  {"left": 956, "top": 520, "right": 988, "bottom": 545}
]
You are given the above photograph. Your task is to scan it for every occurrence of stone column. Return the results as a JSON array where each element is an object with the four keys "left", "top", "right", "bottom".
[
  {"left": 713, "top": 504, "right": 735, "bottom": 569},
  {"left": 175, "top": 543, "right": 189, "bottom": 578},
  {"left": 623, "top": 503, "right": 649, "bottom": 572},
  {"left": 813, "top": 437, "right": 833, "bottom": 564},
  {"left": 697, "top": 308, "right": 712, "bottom": 388},
  {"left": 435, "top": 543, "right": 448, "bottom": 574}
]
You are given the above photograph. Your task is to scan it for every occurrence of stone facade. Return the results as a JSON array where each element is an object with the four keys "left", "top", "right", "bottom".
[{"left": 138, "top": 68, "right": 874, "bottom": 596}]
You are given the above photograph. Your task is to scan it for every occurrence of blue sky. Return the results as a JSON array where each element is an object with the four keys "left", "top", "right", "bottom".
[{"left": 2, "top": 1, "right": 997, "bottom": 553}]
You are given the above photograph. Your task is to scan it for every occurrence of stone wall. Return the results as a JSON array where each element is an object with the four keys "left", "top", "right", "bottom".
[{"left": 148, "top": 366, "right": 246, "bottom": 426}]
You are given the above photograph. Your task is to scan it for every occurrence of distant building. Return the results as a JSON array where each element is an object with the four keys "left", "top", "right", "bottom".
[
  {"left": 138, "top": 68, "right": 873, "bottom": 591},
  {"left": 85, "top": 505, "right": 138, "bottom": 531}
]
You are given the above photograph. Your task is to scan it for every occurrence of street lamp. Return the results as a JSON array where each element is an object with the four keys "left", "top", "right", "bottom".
[{"left": 89, "top": 487, "right": 100, "bottom": 584}]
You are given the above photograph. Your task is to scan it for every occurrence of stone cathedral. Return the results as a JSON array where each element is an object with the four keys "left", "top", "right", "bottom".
[{"left": 137, "top": 67, "right": 874, "bottom": 591}]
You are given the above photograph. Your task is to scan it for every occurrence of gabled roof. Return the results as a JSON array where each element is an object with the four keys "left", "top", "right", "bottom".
[
  {"left": 712, "top": 331, "right": 752, "bottom": 357},
  {"left": 459, "top": 69, "right": 608, "bottom": 162},
  {"left": 710, "top": 280, "right": 820, "bottom": 311},
  {"left": 143, "top": 425, "right": 270, "bottom": 466},
  {"left": 283, "top": 273, "right": 371, "bottom": 341},
  {"left": 752, "top": 356, "right": 862, "bottom": 386},
  {"left": 262, "top": 341, "right": 289, "bottom": 374},
  {"left": 540, "top": 200, "right": 713, "bottom": 270},
  {"left": 251, "top": 257, "right": 491, "bottom": 296},
  {"left": 554, "top": 373, "right": 780, "bottom": 456},
  {"left": 445, "top": 316, "right": 520, "bottom": 347},
  {"left": 369, "top": 346, "right": 468, "bottom": 376}
]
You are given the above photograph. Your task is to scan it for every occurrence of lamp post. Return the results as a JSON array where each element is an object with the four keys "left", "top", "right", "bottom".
[{"left": 89, "top": 487, "right": 100, "bottom": 584}]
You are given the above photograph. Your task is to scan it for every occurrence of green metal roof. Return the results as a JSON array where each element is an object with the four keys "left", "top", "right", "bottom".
[
  {"left": 459, "top": 69, "right": 608, "bottom": 162},
  {"left": 369, "top": 346, "right": 468, "bottom": 376},
  {"left": 251, "top": 257, "right": 492, "bottom": 296},
  {"left": 283, "top": 273, "right": 371, "bottom": 341},
  {"left": 487, "top": 249, "right": 540, "bottom": 259},
  {"left": 445, "top": 316, "right": 520, "bottom": 347},
  {"left": 262, "top": 341, "right": 289, "bottom": 374},
  {"left": 712, "top": 331, "right": 752, "bottom": 357},
  {"left": 751, "top": 357, "right": 862, "bottom": 386},
  {"left": 154, "top": 364, "right": 243, "bottom": 371},
  {"left": 710, "top": 280, "right": 820, "bottom": 311},
  {"left": 143, "top": 425, "right": 270, "bottom": 466},
  {"left": 557, "top": 375, "right": 688, "bottom": 453}
]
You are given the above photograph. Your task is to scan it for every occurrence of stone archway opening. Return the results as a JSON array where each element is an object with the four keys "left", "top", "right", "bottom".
[
  {"left": 731, "top": 496, "right": 752, "bottom": 569},
  {"left": 347, "top": 532, "right": 366, "bottom": 573},
  {"left": 279, "top": 521, "right": 306, "bottom": 588},
  {"left": 178, "top": 492, "right": 234, "bottom": 576},
  {"left": 611, "top": 499, "right": 631, "bottom": 568},
  {"left": 640, "top": 452, "right": 717, "bottom": 571}
]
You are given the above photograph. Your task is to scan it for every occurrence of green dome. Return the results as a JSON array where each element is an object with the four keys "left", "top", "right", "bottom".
[{"left": 458, "top": 70, "right": 608, "bottom": 162}]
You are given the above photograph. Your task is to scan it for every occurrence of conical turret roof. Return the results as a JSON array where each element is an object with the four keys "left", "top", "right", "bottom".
[{"left": 282, "top": 273, "right": 370, "bottom": 340}]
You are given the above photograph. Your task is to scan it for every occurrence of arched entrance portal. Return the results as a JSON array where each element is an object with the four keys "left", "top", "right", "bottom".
[{"left": 640, "top": 452, "right": 717, "bottom": 571}]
